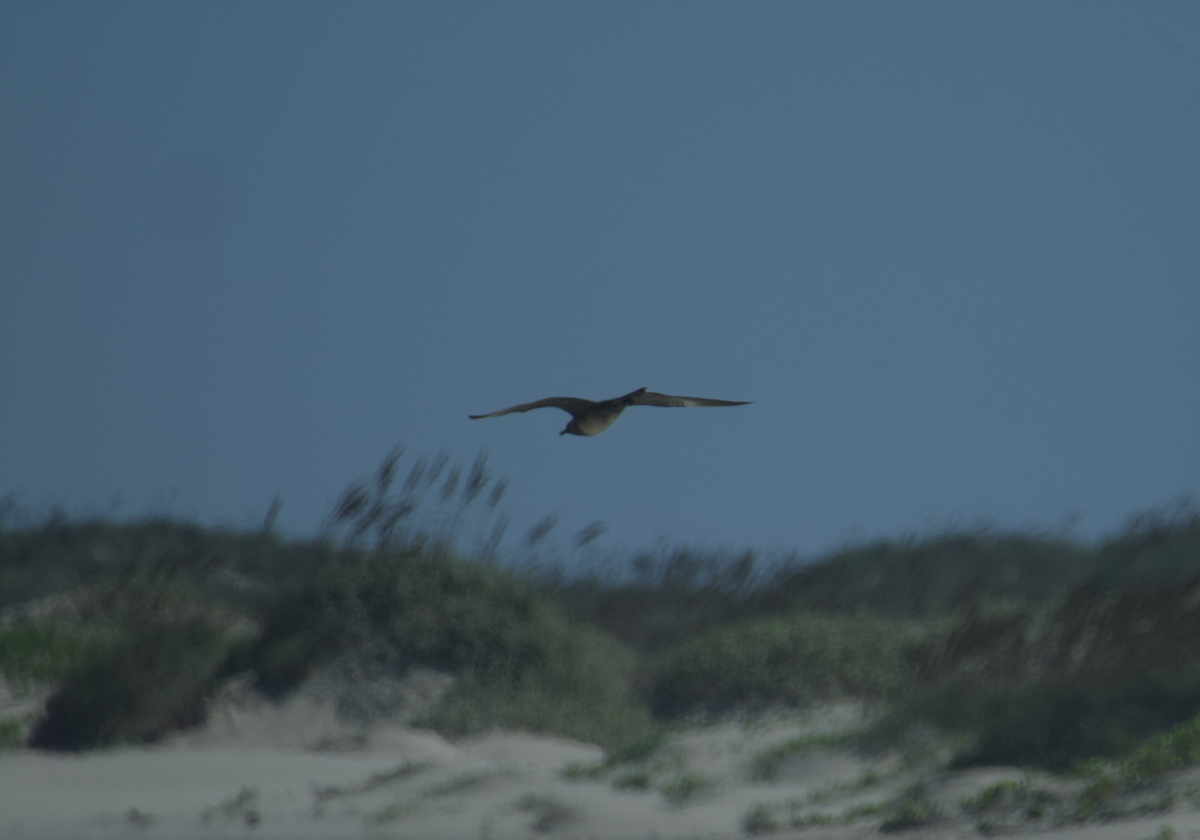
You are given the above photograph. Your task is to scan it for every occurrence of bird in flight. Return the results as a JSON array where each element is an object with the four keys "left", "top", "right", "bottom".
[{"left": 469, "top": 387, "right": 751, "bottom": 436}]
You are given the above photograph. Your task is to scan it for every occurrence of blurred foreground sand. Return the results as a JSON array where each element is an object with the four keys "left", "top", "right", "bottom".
[{"left": 5, "top": 680, "right": 1200, "bottom": 840}]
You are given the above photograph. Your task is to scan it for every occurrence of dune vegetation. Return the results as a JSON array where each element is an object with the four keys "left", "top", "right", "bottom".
[{"left": 2, "top": 451, "right": 1200, "bottom": 794}]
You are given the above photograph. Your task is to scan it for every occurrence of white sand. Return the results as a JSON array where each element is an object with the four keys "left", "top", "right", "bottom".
[{"left": 5, "top": 684, "right": 1200, "bottom": 840}]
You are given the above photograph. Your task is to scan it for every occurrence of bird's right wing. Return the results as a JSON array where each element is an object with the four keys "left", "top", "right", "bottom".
[
  {"left": 635, "top": 392, "right": 751, "bottom": 408},
  {"left": 469, "top": 397, "right": 595, "bottom": 419}
]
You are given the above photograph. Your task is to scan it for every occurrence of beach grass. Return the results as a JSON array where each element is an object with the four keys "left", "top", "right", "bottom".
[
  {"left": 0, "top": 620, "right": 117, "bottom": 688},
  {"left": 3, "top": 452, "right": 1200, "bottom": 780},
  {"left": 644, "top": 611, "right": 924, "bottom": 718}
]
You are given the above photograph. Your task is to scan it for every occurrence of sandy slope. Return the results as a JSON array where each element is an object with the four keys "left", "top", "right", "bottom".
[{"left": 5, "top": 683, "right": 1200, "bottom": 840}]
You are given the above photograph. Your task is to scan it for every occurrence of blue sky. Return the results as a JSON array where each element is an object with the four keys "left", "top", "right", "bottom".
[{"left": 2, "top": 1, "right": 1198, "bottom": 558}]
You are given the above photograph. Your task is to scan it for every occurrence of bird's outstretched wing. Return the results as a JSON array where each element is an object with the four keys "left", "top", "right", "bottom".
[
  {"left": 634, "top": 392, "right": 751, "bottom": 408},
  {"left": 469, "top": 396, "right": 596, "bottom": 419}
]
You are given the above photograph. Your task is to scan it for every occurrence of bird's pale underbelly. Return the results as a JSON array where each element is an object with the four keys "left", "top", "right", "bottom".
[{"left": 575, "top": 409, "right": 625, "bottom": 435}]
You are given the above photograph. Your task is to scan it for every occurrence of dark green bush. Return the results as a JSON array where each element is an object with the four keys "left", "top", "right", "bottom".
[
  {"left": 0, "top": 621, "right": 115, "bottom": 687},
  {"left": 867, "top": 669, "right": 1200, "bottom": 770},
  {"left": 30, "top": 615, "right": 233, "bottom": 750},
  {"left": 0, "top": 516, "right": 312, "bottom": 611},
  {"left": 763, "top": 532, "right": 1094, "bottom": 619},
  {"left": 7, "top": 492, "right": 1200, "bottom": 760},
  {"left": 252, "top": 550, "right": 652, "bottom": 749},
  {"left": 868, "top": 576, "right": 1200, "bottom": 769},
  {"left": 558, "top": 548, "right": 762, "bottom": 653},
  {"left": 646, "top": 612, "right": 923, "bottom": 718}
]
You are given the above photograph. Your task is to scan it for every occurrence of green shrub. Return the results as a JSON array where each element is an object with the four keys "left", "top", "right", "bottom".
[
  {"left": 612, "top": 767, "right": 652, "bottom": 790},
  {"left": 645, "top": 612, "right": 921, "bottom": 718},
  {"left": 868, "top": 577, "right": 1200, "bottom": 770},
  {"left": 0, "top": 717, "right": 21, "bottom": 749},
  {"left": 606, "top": 730, "right": 665, "bottom": 764},
  {"left": 742, "top": 802, "right": 780, "bottom": 834},
  {"left": 764, "top": 532, "right": 1093, "bottom": 619},
  {"left": 422, "top": 642, "right": 651, "bottom": 749},
  {"left": 661, "top": 771, "right": 711, "bottom": 804},
  {"left": 252, "top": 550, "right": 652, "bottom": 749},
  {"left": 557, "top": 547, "right": 763, "bottom": 653},
  {"left": 1073, "top": 773, "right": 1122, "bottom": 820},
  {"left": 30, "top": 615, "right": 233, "bottom": 750},
  {"left": 0, "top": 516, "right": 320, "bottom": 613},
  {"left": 1119, "top": 712, "right": 1200, "bottom": 786},
  {"left": 516, "top": 793, "right": 579, "bottom": 832},
  {"left": 0, "top": 621, "right": 116, "bottom": 687},
  {"left": 868, "top": 665, "right": 1200, "bottom": 772},
  {"left": 750, "top": 732, "right": 857, "bottom": 781},
  {"left": 879, "top": 796, "right": 943, "bottom": 833},
  {"left": 879, "top": 782, "right": 943, "bottom": 833}
]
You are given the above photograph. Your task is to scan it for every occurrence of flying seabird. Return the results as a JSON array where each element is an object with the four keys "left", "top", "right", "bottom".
[{"left": 469, "top": 387, "right": 751, "bottom": 436}]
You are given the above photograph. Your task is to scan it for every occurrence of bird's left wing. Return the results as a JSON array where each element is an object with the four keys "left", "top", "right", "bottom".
[{"left": 634, "top": 392, "right": 751, "bottom": 408}]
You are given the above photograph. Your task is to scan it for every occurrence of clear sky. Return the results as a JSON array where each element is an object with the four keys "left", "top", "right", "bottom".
[{"left": 2, "top": 1, "right": 1198, "bottom": 558}]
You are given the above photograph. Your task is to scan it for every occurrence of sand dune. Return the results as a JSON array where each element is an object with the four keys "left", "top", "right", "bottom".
[{"left": 5, "top": 681, "right": 1200, "bottom": 840}]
